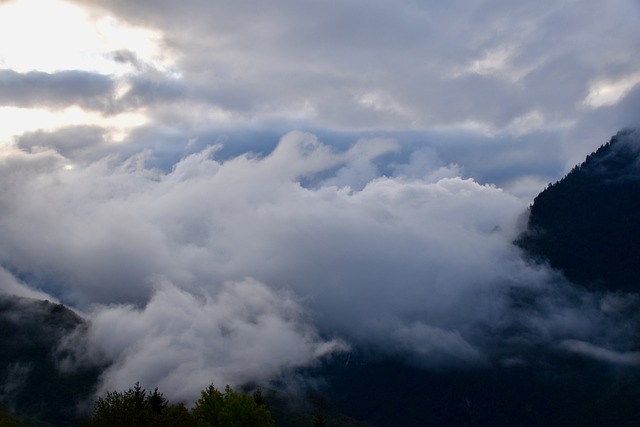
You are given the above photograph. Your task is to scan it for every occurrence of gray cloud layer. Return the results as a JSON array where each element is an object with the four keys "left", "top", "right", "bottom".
[
  {"left": 0, "top": 0, "right": 627, "bottom": 200},
  {"left": 0, "top": 69, "right": 114, "bottom": 111},
  {"left": 0, "top": 0, "right": 637, "bottom": 200},
  {"left": 71, "top": 0, "right": 639, "bottom": 129}
]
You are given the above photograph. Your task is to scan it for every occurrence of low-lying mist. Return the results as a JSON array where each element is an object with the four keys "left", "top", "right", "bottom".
[{"left": 1, "top": 131, "right": 637, "bottom": 402}]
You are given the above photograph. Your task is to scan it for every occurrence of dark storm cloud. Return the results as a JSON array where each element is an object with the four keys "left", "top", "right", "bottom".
[{"left": 0, "top": 69, "right": 114, "bottom": 111}]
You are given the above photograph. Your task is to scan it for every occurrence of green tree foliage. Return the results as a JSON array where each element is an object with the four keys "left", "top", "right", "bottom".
[
  {"left": 147, "top": 387, "right": 168, "bottom": 415},
  {"left": 191, "top": 385, "right": 224, "bottom": 426},
  {"left": 192, "top": 384, "right": 275, "bottom": 427},
  {"left": 0, "top": 406, "right": 27, "bottom": 427},
  {"left": 312, "top": 411, "right": 327, "bottom": 427},
  {"left": 90, "top": 382, "right": 197, "bottom": 427},
  {"left": 517, "top": 129, "right": 640, "bottom": 292},
  {"left": 252, "top": 388, "right": 266, "bottom": 407},
  {"left": 88, "top": 382, "right": 274, "bottom": 427}
]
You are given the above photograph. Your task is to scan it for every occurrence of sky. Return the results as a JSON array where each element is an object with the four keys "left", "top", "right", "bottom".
[{"left": 1, "top": 0, "right": 640, "bottom": 403}]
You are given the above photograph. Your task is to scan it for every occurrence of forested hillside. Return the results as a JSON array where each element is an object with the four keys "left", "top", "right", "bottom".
[
  {"left": 0, "top": 295, "right": 368, "bottom": 426},
  {"left": 0, "top": 295, "right": 101, "bottom": 425},
  {"left": 517, "top": 129, "right": 640, "bottom": 291}
]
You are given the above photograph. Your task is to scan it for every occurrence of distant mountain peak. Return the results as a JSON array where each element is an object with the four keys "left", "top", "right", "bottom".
[{"left": 517, "top": 128, "right": 640, "bottom": 292}]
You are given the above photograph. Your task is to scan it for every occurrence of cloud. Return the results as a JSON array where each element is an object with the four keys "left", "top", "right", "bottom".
[
  {"left": 4, "top": 0, "right": 612, "bottom": 201},
  {"left": 75, "top": 279, "right": 346, "bottom": 401},
  {"left": 66, "top": 0, "right": 640, "bottom": 133},
  {"left": 0, "top": 266, "right": 57, "bottom": 301},
  {"left": 16, "top": 126, "right": 112, "bottom": 162},
  {"left": 566, "top": 83, "right": 640, "bottom": 168},
  {"left": 0, "top": 70, "right": 114, "bottom": 111},
  {"left": 560, "top": 340, "right": 640, "bottom": 366},
  {"left": 1, "top": 131, "right": 637, "bottom": 402},
  {"left": 116, "top": 75, "right": 186, "bottom": 110},
  {"left": 0, "top": 0, "right": 635, "bottom": 200},
  {"left": 388, "top": 322, "right": 483, "bottom": 365}
]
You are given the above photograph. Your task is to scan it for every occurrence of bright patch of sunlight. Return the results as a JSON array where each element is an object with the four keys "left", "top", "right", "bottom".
[{"left": 0, "top": 0, "right": 174, "bottom": 75}]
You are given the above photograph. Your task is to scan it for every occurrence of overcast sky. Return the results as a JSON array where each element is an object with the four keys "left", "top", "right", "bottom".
[
  {"left": 1, "top": 0, "right": 639, "bottom": 402},
  {"left": 1, "top": 0, "right": 639, "bottom": 194}
]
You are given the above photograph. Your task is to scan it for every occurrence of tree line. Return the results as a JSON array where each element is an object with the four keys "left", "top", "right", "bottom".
[
  {"left": 2, "top": 381, "right": 332, "bottom": 427},
  {"left": 82, "top": 382, "right": 276, "bottom": 427}
]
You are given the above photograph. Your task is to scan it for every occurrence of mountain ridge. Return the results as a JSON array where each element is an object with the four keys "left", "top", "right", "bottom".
[
  {"left": 517, "top": 128, "right": 640, "bottom": 292},
  {"left": 0, "top": 294, "right": 102, "bottom": 426}
]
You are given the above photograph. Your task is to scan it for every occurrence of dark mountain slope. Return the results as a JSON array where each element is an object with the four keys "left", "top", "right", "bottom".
[
  {"left": 0, "top": 294, "right": 101, "bottom": 426},
  {"left": 301, "top": 349, "right": 640, "bottom": 427},
  {"left": 517, "top": 128, "right": 640, "bottom": 291}
]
